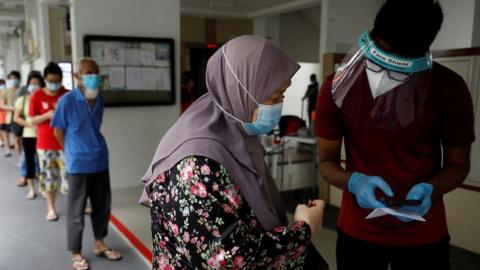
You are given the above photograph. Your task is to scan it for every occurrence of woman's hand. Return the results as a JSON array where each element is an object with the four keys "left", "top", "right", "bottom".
[{"left": 294, "top": 199, "right": 325, "bottom": 238}]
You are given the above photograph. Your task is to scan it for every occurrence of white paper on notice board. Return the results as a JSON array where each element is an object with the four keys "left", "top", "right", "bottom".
[
  {"left": 108, "top": 67, "right": 126, "bottom": 90},
  {"left": 142, "top": 67, "right": 157, "bottom": 90},
  {"left": 157, "top": 68, "right": 171, "bottom": 91},
  {"left": 140, "top": 43, "right": 156, "bottom": 66},
  {"left": 125, "top": 43, "right": 141, "bottom": 66},
  {"left": 126, "top": 67, "right": 143, "bottom": 90},
  {"left": 91, "top": 42, "right": 107, "bottom": 66},
  {"left": 155, "top": 43, "right": 170, "bottom": 67},
  {"left": 105, "top": 42, "right": 125, "bottom": 65}
]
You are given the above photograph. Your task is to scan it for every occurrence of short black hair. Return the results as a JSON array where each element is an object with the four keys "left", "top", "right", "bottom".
[
  {"left": 43, "top": 62, "right": 63, "bottom": 78},
  {"left": 310, "top": 74, "right": 317, "bottom": 81},
  {"left": 27, "top": 70, "right": 45, "bottom": 88},
  {"left": 8, "top": 71, "right": 21, "bottom": 80},
  {"left": 371, "top": 0, "right": 443, "bottom": 57}
]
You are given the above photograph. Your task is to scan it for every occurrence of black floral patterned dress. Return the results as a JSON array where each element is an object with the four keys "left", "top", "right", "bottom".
[{"left": 148, "top": 156, "right": 311, "bottom": 270}]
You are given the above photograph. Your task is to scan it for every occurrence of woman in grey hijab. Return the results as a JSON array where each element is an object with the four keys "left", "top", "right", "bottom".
[{"left": 140, "top": 35, "right": 325, "bottom": 269}]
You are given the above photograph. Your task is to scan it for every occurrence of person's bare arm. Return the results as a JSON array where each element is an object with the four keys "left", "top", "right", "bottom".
[
  {"left": 54, "top": 128, "right": 65, "bottom": 148},
  {"left": 13, "top": 108, "right": 34, "bottom": 128},
  {"left": 429, "top": 145, "right": 471, "bottom": 200},
  {"left": 31, "top": 110, "right": 53, "bottom": 125},
  {"left": 317, "top": 137, "right": 352, "bottom": 190},
  {"left": 0, "top": 103, "right": 14, "bottom": 112}
]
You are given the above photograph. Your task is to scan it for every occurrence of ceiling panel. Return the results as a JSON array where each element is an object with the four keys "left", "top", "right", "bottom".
[{"left": 181, "top": 0, "right": 294, "bottom": 14}]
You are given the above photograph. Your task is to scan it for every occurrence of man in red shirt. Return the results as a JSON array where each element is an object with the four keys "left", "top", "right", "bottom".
[
  {"left": 30, "top": 62, "right": 69, "bottom": 221},
  {"left": 315, "top": 1, "right": 475, "bottom": 270}
]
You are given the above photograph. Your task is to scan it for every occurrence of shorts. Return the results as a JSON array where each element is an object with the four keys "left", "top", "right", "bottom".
[
  {"left": 0, "top": 124, "right": 10, "bottom": 132},
  {"left": 37, "top": 149, "right": 68, "bottom": 193}
]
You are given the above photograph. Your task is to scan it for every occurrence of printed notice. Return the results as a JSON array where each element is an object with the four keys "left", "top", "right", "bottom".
[
  {"left": 156, "top": 68, "right": 171, "bottom": 91},
  {"left": 142, "top": 67, "right": 157, "bottom": 90},
  {"left": 140, "top": 43, "right": 156, "bottom": 66},
  {"left": 126, "top": 67, "right": 142, "bottom": 90},
  {"left": 108, "top": 67, "right": 126, "bottom": 90},
  {"left": 90, "top": 41, "right": 107, "bottom": 65}
]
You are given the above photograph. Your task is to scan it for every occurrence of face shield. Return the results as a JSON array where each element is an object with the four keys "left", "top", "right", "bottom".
[{"left": 331, "top": 31, "right": 433, "bottom": 129}]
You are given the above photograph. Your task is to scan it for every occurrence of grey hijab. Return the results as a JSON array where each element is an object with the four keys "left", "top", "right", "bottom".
[{"left": 139, "top": 35, "right": 300, "bottom": 231}]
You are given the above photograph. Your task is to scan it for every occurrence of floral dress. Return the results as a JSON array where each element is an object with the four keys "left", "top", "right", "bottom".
[{"left": 148, "top": 156, "right": 311, "bottom": 270}]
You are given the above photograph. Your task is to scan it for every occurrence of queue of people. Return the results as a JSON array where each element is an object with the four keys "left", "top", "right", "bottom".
[
  {"left": 1, "top": 0, "right": 475, "bottom": 269},
  {"left": 0, "top": 60, "right": 121, "bottom": 270}
]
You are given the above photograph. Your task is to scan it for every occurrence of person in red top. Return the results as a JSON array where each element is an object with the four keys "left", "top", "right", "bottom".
[
  {"left": 315, "top": 1, "right": 475, "bottom": 270},
  {"left": 30, "top": 62, "right": 69, "bottom": 221}
]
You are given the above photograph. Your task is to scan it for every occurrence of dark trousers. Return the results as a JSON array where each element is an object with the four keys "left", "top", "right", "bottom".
[
  {"left": 22, "top": 137, "right": 37, "bottom": 179},
  {"left": 67, "top": 170, "right": 111, "bottom": 252},
  {"left": 336, "top": 230, "right": 450, "bottom": 270}
]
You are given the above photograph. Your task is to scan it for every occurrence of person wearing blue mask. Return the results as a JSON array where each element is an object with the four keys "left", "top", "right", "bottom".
[
  {"left": 314, "top": 1, "right": 474, "bottom": 270},
  {"left": 29, "top": 62, "right": 69, "bottom": 221},
  {"left": 139, "top": 36, "right": 326, "bottom": 270},
  {"left": 0, "top": 71, "right": 21, "bottom": 159},
  {"left": 52, "top": 58, "right": 121, "bottom": 270},
  {"left": 13, "top": 71, "right": 44, "bottom": 200}
]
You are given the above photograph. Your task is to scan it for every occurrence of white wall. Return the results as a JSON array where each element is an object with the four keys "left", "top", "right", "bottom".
[
  {"left": 445, "top": 189, "right": 480, "bottom": 254},
  {"left": 283, "top": 62, "right": 319, "bottom": 119},
  {"left": 431, "top": 0, "right": 477, "bottom": 50},
  {"left": 319, "top": 0, "right": 384, "bottom": 80},
  {"left": 70, "top": 0, "right": 180, "bottom": 189},
  {"left": 279, "top": 8, "right": 320, "bottom": 63},
  {"left": 253, "top": 16, "right": 281, "bottom": 47}
]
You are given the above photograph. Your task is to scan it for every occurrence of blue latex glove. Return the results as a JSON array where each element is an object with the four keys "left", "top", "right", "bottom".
[
  {"left": 397, "top": 183, "right": 434, "bottom": 222},
  {"left": 348, "top": 172, "right": 394, "bottom": 209}
]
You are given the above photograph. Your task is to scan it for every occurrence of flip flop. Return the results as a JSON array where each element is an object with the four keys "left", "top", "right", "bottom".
[
  {"left": 17, "top": 180, "right": 27, "bottom": 187},
  {"left": 46, "top": 213, "right": 59, "bottom": 222},
  {"left": 94, "top": 249, "right": 123, "bottom": 261},
  {"left": 72, "top": 258, "right": 89, "bottom": 270}
]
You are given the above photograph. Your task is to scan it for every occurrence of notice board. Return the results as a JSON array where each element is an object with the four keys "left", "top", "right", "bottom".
[{"left": 84, "top": 35, "right": 175, "bottom": 106}]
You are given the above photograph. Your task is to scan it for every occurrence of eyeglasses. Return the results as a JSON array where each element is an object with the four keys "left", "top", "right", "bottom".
[{"left": 365, "top": 59, "right": 411, "bottom": 82}]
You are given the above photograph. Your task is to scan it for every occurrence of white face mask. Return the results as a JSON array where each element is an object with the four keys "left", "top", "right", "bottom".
[{"left": 366, "top": 69, "right": 405, "bottom": 99}]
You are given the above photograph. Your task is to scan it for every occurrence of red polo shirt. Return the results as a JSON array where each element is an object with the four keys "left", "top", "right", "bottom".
[
  {"left": 29, "top": 87, "right": 69, "bottom": 150},
  {"left": 314, "top": 62, "right": 475, "bottom": 245}
]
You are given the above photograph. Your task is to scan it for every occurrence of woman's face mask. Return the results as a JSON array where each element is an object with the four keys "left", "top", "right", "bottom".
[
  {"left": 6, "top": 79, "right": 19, "bottom": 89},
  {"left": 45, "top": 81, "right": 62, "bottom": 92},
  {"left": 243, "top": 103, "right": 283, "bottom": 135},
  {"left": 27, "top": 84, "right": 40, "bottom": 93},
  {"left": 214, "top": 46, "right": 284, "bottom": 136}
]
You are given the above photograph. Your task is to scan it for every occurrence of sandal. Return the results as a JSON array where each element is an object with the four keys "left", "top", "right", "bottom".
[
  {"left": 26, "top": 193, "right": 37, "bottom": 200},
  {"left": 17, "top": 179, "right": 27, "bottom": 187},
  {"left": 46, "top": 213, "right": 59, "bottom": 222},
  {"left": 94, "top": 249, "right": 123, "bottom": 261},
  {"left": 72, "top": 258, "right": 89, "bottom": 270}
]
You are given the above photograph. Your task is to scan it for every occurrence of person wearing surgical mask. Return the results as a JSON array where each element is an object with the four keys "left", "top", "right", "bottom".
[
  {"left": 13, "top": 71, "right": 44, "bottom": 200},
  {"left": 139, "top": 36, "right": 326, "bottom": 270},
  {"left": 314, "top": 1, "right": 474, "bottom": 270},
  {"left": 0, "top": 79, "right": 12, "bottom": 153},
  {"left": 29, "top": 62, "right": 69, "bottom": 222},
  {"left": 52, "top": 58, "right": 121, "bottom": 270},
  {"left": 0, "top": 71, "right": 22, "bottom": 159}
]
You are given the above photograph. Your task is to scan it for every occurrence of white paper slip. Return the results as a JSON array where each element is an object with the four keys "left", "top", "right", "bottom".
[{"left": 366, "top": 207, "right": 426, "bottom": 222}]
